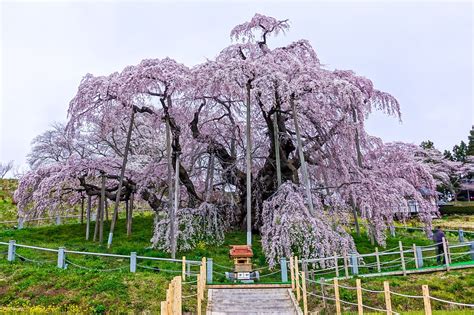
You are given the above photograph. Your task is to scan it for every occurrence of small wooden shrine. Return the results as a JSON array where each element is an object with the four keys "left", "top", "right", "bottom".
[{"left": 229, "top": 245, "right": 253, "bottom": 272}]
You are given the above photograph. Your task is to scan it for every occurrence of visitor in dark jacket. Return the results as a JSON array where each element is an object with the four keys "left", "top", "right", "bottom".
[{"left": 432, "top": 227, "right": 445, "bottom": 264}]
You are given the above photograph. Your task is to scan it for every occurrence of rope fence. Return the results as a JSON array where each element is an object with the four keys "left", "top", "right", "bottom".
[{"left": 289, "top": 260, "right": 474, "bottom": 315}]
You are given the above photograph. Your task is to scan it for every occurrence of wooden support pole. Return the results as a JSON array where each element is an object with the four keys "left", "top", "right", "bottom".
[
  {"left": 413, "top": 244, "right": 419, "bottom": 269},
  {"left": 442, "top": 237, "right": 450, "bottom": 271},
  {"left": 80, "top": 196, "right": 84, "bottom": 224},
  {"left": 171, "top": 153, "right": 180, "bottom": 259},
  {"left": 99, "top": 174, "right": 105, "bottom": 243},
  {"left": 197, "top": 274, "right": 202, "bottom": 315},
  {"left": 333, "top": 278, "right": 341, "bottom": 315},
  {"left": 245, "top": 81, "right": 252, "bottom": 246},
  {"left": 343, "top": 252, "right": 349, "bottom": 279},
  {"left": 295, "top": 256, "right": 301, "bottom": 301},
  {"left": 320, "top": 278, "right": 326, "bottom": 308},
  {"left": 93, "top": 196, "right": 100, "bottom": 242},
  {"left": 273, "top": 111, "right": 282, "bottom": 187},
  {"left": 334, "top": 252, "right": 339, "bottom": 278},
  {"left": 422, "top": 285, "right": 432, "bottom": 315},
  {"left": 356, "top": 279, "right": 363, "bottom": 315},
  {"left": 375, "top": 247, "right": 381, "bottom": 273},
  {"left": 182, "top": 256, "right": 186, "bottom": 281},
  {"left": 290, "top": 256, "right": 295, "bottom": 290},
  {"left": 160, "top": 300, "right": 167, "bottom": 315},
  {"left": 85, "top": 195, "right": 91, "bottom": 240},
  {"left": 108, "top": 110, "right": 135, "bottom": 248},
  {"left": 383, "top": 281, "right": 392, "bottom": 315},
  {"left": 291, "top": 97, "right": 315, "bottom": 215},
  {"left": 127, "top": 193, "right": 133, "bottom": 236},
  {"left": 399, "top": 241, "right": 406, "bottom": 276},
  {"left": 301, "top": 271, "right": 308, "bottom": 315}
]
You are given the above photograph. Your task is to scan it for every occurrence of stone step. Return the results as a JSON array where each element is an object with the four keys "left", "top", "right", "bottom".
[{"left": 207, "top": 288, "right": 302, "bottom": 315}]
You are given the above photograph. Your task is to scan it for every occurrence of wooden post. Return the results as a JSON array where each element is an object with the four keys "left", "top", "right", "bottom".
[
  {"left": 320, "top": 278, "right": 326, "bottom": 308},
  {"left": 413, "top": 244, "right": 419, "bottom": 269},
  {"left": 273, "top": 111, "right": 282, "bottom": 187},
  {"left": 99, "top": 174, "right": 105, "bottom": 243},
  {"left": 343, "top": 252, "right": 349, "bottom": 279},
  {"left": 356, "top": 279, "right": 363, "bottom": 315},
  {"left": 383, "top": 281, "right": 392, "bottom": 315},
  {"left": 182, "top": 256, "right": 186, "bottom": 281},
  {"left": 295, "top": 256, "right": 301, "bottom": 301},
  {"left": 86, "top": 195, "right": 91, "bottom": 240},
  {"left": 373, "top": 248, "right": 380, "bottom": 274},
  {"left": 399, "top": 241, "right": 406, "bottom": 276},
  {"left": 171, "top": 153, "right": 180, "bottom": 259},
  {"left": 93, "top": 196, "right": 100, "bottom": 242},
  {"left": 176, "top": 276, "right": 182, "bottom": 315},
  {"left": 245, "top": 81, "right": 252, "bottom": 246},
  {"left": 422, "top": 285, "right": 432, "bottom": 315},
  {"left": 128, "top": 193, "right": 134, "bottom": 236},
  {"left": 161, "top": 300, "right": 167, "bottom": 315},
  {"left": 291, "top": 96, "right": 315, "bottom": 215},
  {"left": 442, "top": 237, "right": 450, "bottom": 271},
  {"left": 196, "top": 274, "right": 202, "bottom": 315},
  {"left": 301, "top": 271, "right": 308, "bottom": 315},
  {"left": 333, "top": 278, "right": 341, "bottom": 315},
  {"left": 202, "top": 257, "right": 207, "bottom": 285},
  {"left": 290, "top": 256, "right": 295, "bottom": 290},
  {"left": 334, "top": 252, "right": 339, "bottom": 278},
  {"left": 80, "top": 195, "right": 84, "bottom": 224},
  {"left": 108, "top": 110, "right": 135, "bottom": 248}
]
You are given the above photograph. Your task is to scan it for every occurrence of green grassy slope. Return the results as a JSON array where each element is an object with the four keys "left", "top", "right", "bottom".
[{"left": 0, "top": 199, "right": 473, "bottom": 313}]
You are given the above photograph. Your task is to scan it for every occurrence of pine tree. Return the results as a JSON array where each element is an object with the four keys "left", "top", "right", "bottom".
[{"left": 468, "top": 125, "right": 474, "bottom": 156}]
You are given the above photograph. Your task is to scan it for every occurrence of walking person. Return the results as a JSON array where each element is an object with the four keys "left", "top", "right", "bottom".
[{"left": 432, "top": 226, "right": 445, "bottom": 264}]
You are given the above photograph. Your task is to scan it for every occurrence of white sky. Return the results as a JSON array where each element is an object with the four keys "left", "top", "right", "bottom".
[{"left": 1, "top": 0, "right": 473, "bottom": 174}]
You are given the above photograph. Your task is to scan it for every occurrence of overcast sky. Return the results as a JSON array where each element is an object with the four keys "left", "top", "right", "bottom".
[{"left": 1, "top": 0, "right": 473, "bottom": 174}]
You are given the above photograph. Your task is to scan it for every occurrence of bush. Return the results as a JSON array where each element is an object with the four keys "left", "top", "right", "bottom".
[{"left": 439, "top": 205, "right": 474, "bottom": 215}]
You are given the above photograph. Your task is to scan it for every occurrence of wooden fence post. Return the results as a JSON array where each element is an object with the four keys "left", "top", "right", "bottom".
[
  {"left": 176, "top": 276, "right": 182, "bottom": 315},
  {"left": 399, "top": 241, "right": 406, "bottom": 276},
  {"left": 334, "top": 252, "right": 339, "bottom": 278},
  {"left": 356, "top": 279, "right": 363, "bottom": 315},
  {"left": 182, "top": 256, "right": 186, "bottom": 281},
  {"left": 383, "top": 281, "right": 392, "bottom": 315},
  {"left": 343, "top": 252, "right": 349, "bottom": 279},
  {"left": 413, "top": 244, "right": 419, "bottom": 269},
  {"left": 422, "top": 285, "right": 432, "bottom": 315},
  {"left": 442, "top": 237, "right": 450, "bottom": 271},
  {"left": 301, "top": 271, "right": 308, "bottom": 315},
  {"left": 320, "top": 278, "right": 326, "bottom": 308},
  {"left": 295, "top": 256, "right": 301, "bottom": 301},
  {"left": 160, "top": 300, "right": 167, "bottom": 315},
  {"left": 375, "top": 247, "right": 381, "bottom": 273},
  {"left": 197, "top": 274, "right": 202, "bottom": 315},
  {"left": 333, "top": 278, "right": 341, "bottom": 315},
  {"left": 290, "top": 256, "right": 295, "bottom": 290}
]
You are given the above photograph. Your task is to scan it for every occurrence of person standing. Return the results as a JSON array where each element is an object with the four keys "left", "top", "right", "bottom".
[{"left": 432, "top": 226, "right": 445, "bottom": 264}]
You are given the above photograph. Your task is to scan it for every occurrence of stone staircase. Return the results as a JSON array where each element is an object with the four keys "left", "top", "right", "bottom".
[{"left": 206, "top": 288, "right": 302, "bottom": 315}]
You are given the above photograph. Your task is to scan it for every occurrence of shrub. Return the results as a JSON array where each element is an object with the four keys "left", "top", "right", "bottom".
[{"left": 439, "top": 205, "right": 474, "bottom": 215}]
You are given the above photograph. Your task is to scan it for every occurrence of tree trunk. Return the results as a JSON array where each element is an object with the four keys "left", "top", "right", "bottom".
[
  {"left": 291, "top": 97, "right": 315, "bottom": 215},
  {"left": 246, "top": 81, "right": 253, "bottom": 246},
  {"left": 108, "top": 110, "right": 135, "bottom": 248}
]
